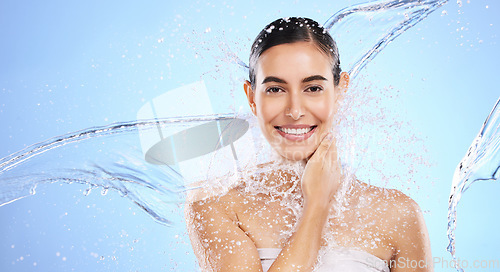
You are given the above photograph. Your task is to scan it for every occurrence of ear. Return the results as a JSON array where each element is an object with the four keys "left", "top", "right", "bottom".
[
  {"left": 244, "top": 80, "right": 257, "bottom": 115},
  {"left": 339, "top": 72, "right": 350, "bottom": 92},
  {"left": 336, "top": 72, "right": 350, "bottom": 102}
]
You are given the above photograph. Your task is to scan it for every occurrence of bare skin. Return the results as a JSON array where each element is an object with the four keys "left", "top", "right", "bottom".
[
  {"left": 185, "top": 41, "right": 432, "bottom": 271},
  {"left": 186, "top": 171, "right": 432, "bottom": 271}
]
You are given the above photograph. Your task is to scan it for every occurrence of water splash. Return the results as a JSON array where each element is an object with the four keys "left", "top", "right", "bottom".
[
  {"left": 225, "top": 0, "right": 449, "bottom": 82},
  {"left": 0, "top": 1, "right": 460, "bottom": 270},
  {"left": 0, "top": 0, "right": 449, "bottom": 211},
  {"left": 0, "top": 114, "right": 241, "bottom": 226},
  {"left": 324, "top": 0, "right": 448, "bottom": 79},
  {"left": 447, "top": 97, "right": 500, "bottom": 271}
]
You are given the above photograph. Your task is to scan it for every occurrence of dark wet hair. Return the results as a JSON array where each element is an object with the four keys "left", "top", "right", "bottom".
[{"left": 249, "top": 17, "right": 341, "bottom": 89}]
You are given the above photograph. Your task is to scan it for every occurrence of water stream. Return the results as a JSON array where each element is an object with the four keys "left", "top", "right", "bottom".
[
  {"left": 447, "top": 97, "right": 500, "bottom": 271},
  {"left": 1, "top": 0, "right": 497, "bottom": 271}
]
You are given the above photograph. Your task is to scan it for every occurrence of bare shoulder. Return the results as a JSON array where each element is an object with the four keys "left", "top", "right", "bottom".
[
  {"left": 355, "top": 182, "right": 423, "bottom": 220},
  {"left": 185, "top": 186, "right": 264, "bottom": 271},
  {"left": 355, "top": 182, "right": 432, "bottom": 270},
  {"left": 352, "top": 183, "right": 428, "bottom": 244},
  {"left": 185, "top": 186, "right": 243, "bottom": 221}
]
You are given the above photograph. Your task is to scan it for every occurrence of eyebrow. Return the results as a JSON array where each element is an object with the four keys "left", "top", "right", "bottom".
[
  {"left": 261, "top": 75, "right": 328, "bottom": 84},
  {"left": 303, "top": 75, "right": 328, "bottom": 83},
  {"left": 261, "top": 76, "right": 286, "bottom": 84}
]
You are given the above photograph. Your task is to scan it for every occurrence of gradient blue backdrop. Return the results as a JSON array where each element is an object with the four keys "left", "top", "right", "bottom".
[{"left": 1, "top": 0, "right": 499, "bottom": 271}]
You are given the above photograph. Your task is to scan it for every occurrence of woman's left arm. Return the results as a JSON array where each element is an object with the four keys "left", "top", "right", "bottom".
[{"left": 390, "top": 195, "right": 433, "bottom": 272}]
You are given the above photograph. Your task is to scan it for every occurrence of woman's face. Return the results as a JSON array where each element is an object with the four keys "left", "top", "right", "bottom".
[{"left": 245, "top": 41, "right": 348, "bottom": 161}]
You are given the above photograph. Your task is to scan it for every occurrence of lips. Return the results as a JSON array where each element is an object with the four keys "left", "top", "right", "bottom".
[{"left": 274, "top": 125, "right": 317, "bottom": 141}]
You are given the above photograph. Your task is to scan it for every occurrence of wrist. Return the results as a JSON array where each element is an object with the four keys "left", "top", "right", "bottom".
[{"left": 303, "top": 198, "right": 332, "bottom": 217}]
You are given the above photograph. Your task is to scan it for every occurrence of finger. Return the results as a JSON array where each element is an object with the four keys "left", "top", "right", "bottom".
[
  {"left": 326, "top": 142, "right": 339, "bottom": 171},
  {"left": 311, "top": 132, "right": 333, "bottom": 161},
  {"left": 322, "top": 133, "right": 338, "bottom": 169},
  {"left": 326, "top": 133, "right": 338, "bottom": 160},
  {"left": 310, "top": 132, "right": 334, "bottom": 166}
]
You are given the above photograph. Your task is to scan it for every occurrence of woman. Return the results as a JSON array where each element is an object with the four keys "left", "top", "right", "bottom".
[{"left": 186, "top": 17, "right": 432, "bottom": 271}]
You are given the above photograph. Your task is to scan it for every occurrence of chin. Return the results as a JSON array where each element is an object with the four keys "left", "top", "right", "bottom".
[
  {"left": 263, "top": 126, "right": 326, "bottom": 161},
  {"left": 275, "top": 146, "right": 316, "bottom": 162}
]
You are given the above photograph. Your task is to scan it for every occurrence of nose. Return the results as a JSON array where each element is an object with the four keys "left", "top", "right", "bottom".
[{"left": 286, "top": 92, "right": 305, "bottom": 120}]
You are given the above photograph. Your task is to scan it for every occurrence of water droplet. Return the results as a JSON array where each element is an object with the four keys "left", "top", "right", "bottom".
[
  {"left": 83, "top": 187, "right": 92, "bottom": 196},
  {"left": 29, "top": 185, "right": 36, "bottom": 195}
]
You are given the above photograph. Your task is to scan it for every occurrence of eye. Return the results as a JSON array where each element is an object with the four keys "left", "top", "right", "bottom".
[
  {"left": 265, "top": 87, "right": 284, "bottom": 94},
  {"left": 306, "top": 86, "right": 323, "bottom": 93}
]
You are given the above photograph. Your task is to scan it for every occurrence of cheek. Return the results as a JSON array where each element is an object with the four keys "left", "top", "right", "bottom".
[
  {"left": 256, "top": 96, "right": 284, "bottom": 122},
  {"left": 310, "top": 97, "right": 336, "bottom": 123}
]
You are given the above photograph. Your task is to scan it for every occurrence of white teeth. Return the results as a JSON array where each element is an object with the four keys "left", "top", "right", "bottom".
[{"left": 278, "top": 127, "right": 313, "bottom": 135}]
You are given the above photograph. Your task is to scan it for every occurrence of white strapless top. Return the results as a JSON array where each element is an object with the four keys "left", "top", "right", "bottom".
[{"left": 258, "top": 247, "right": 390, "bottom": 272}]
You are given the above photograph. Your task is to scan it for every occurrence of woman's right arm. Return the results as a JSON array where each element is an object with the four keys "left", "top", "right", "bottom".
[
  {"left": 186, "top": 197, "right": 264, "bottom": 271},
  {"left": 186, "top": 134, "right": 340, "bottom": 271}
]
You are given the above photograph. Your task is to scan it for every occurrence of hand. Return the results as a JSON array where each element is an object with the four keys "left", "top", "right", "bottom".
[{"left": 301, "top": 132, "right": 342, "bottom": 208}]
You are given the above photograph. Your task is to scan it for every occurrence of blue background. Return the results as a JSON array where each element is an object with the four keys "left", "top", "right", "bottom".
[{"left": 1, "top": 0, "right": 499, "bottom": 271}]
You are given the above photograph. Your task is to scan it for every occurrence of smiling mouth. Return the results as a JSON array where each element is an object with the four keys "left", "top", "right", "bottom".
[{"left": 274, "top": 126, "right": 317, "bottom": 135}]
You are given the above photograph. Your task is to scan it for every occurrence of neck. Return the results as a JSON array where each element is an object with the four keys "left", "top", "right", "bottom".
[{"left": 242, "top": 159, "right": 305, "bottom": 196}]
